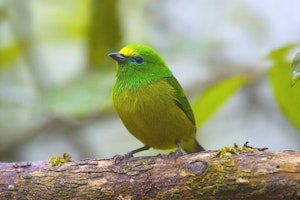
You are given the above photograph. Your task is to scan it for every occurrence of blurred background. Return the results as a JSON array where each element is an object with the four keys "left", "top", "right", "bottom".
[{"left": 1, "top": 0, "right": 300, "bottom": 162}]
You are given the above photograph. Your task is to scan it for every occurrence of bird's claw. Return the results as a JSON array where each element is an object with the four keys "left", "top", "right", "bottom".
[
  {"left": 113, "top": 152, "right": 134, "bottom": 164},
  {"left": 168, "top": 148, "right": 183, "bottom": 159}
]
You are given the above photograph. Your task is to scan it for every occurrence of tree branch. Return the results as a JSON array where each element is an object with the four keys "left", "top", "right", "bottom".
[{"left": 0, "top": 151, "right": 299, "bottom": 199}]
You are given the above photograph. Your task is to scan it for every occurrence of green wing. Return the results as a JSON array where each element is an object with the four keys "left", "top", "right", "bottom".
[{"left": 164, "top": 75, "right": 196, "bottom": 126}]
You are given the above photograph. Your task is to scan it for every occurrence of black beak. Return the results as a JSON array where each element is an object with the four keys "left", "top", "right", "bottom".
[{"left": 108, "top": 52, "right": 127, "bottom": 63}]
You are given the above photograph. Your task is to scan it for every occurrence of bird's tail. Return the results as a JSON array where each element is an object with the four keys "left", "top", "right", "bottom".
[{"left": 182, "top": 138, "right": 205, "bottom": 153}]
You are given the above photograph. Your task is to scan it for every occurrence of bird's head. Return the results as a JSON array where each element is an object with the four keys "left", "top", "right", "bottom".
[{"left": 109, "top": 44, "right": 172, "bottom": 81}]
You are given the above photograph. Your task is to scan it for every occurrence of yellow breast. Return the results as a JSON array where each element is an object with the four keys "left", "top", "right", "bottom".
[{"left": 112, "top": 79, "right": 196, "bottom": 150}]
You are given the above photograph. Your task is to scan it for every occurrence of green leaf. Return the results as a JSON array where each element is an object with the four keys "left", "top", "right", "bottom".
[
  {"left": 268, "top": 43, "right": 297, "bottom": 63},
  {"left": 192, "top": 75, "right": 247, "bottom": 127},
  {"left": 269, "top": 60, "right": 300, "bottom": 131},
  {"left": 291, "top": 52, "right": 300, "bottom": 86}
]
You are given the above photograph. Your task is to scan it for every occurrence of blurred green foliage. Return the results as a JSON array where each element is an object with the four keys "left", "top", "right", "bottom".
[
  {"left": 0, "top": 43, "right": 22, "bottom": 67},
  {"left": 268, "top": 44, "right": 297, "bottom": 63},
  {"left": 39, "top": 72, "right": 113, "bottom": 118},
  {"left": 269, "top": 45, "right": 300, "bottom": 131},
  {"left": 0, "top": 1, "right": 20, "bottom": 68},
  {"left": 34, "top": 0, "right": 122, "bottom": 118},
  {"left": 88, "top": 0, "right": 121, "bottom": 69},
  {"left": 0, "top": 0, "right": 121, "bottom": 161},
  {"left": 291, "top": 52, "right": 300, "bottom": 86},
  {"left": 34, "top": 0, "right": 91, "bottom": 41},
  {"left": 192, "top": 75, "right": 247, "bottom": 127}
]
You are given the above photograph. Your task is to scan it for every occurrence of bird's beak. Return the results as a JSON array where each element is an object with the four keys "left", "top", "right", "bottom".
[{"left": 108, "top": 52, "right": 127, "bottom": 63}]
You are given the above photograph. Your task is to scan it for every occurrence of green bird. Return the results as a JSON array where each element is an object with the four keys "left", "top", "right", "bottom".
[{"left": 109, "top": 44, "right": 205, "bottom": 156}]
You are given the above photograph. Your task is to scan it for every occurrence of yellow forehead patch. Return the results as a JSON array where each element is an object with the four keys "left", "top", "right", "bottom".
[{"left": 119, "top": 47, "right": 138, "bottom": 57}]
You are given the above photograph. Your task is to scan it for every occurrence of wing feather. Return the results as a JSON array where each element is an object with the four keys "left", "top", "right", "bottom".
[{"left": 164, "top": 75, "right": 196, "bottom": 126}]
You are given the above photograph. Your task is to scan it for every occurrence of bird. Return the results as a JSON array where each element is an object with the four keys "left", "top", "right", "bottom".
[{"left": 109, "top": 44, "right": 205, "bottom": 157}]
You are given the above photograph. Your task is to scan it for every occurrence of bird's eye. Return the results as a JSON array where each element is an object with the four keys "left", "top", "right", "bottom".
[{"left": 134, "top": 56, "right": 144, "bottom": 64}]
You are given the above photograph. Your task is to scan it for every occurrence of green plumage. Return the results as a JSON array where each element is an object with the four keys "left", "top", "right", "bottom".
[{"left": 109, "top": 44, "right": 204, "bottom": 154}]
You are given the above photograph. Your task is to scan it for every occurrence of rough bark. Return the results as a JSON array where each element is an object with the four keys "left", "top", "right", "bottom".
[{"left": 0, "top": 151, "right": 300, "bottom": 200}]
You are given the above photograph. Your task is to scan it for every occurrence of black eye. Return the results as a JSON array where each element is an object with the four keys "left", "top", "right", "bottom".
[{"left": 134, "top": 56, "right": 144, "bottom": 64}]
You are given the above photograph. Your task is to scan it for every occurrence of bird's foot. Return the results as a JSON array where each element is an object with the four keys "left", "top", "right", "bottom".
[
  {"left": 168, "top": 148, "right": 183, "bottom": 159},
  {"left": 168, "top": 141, "right": 184, "bottom": 159},
  {"left": 174, "top": 148, "right": 184, "bottom": 158},
  {"left": 113, "top": 152, "right": 133, "bottom": 164},
  {"left": 113, "top": 146, "right": 150, "bottom": 164}
]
